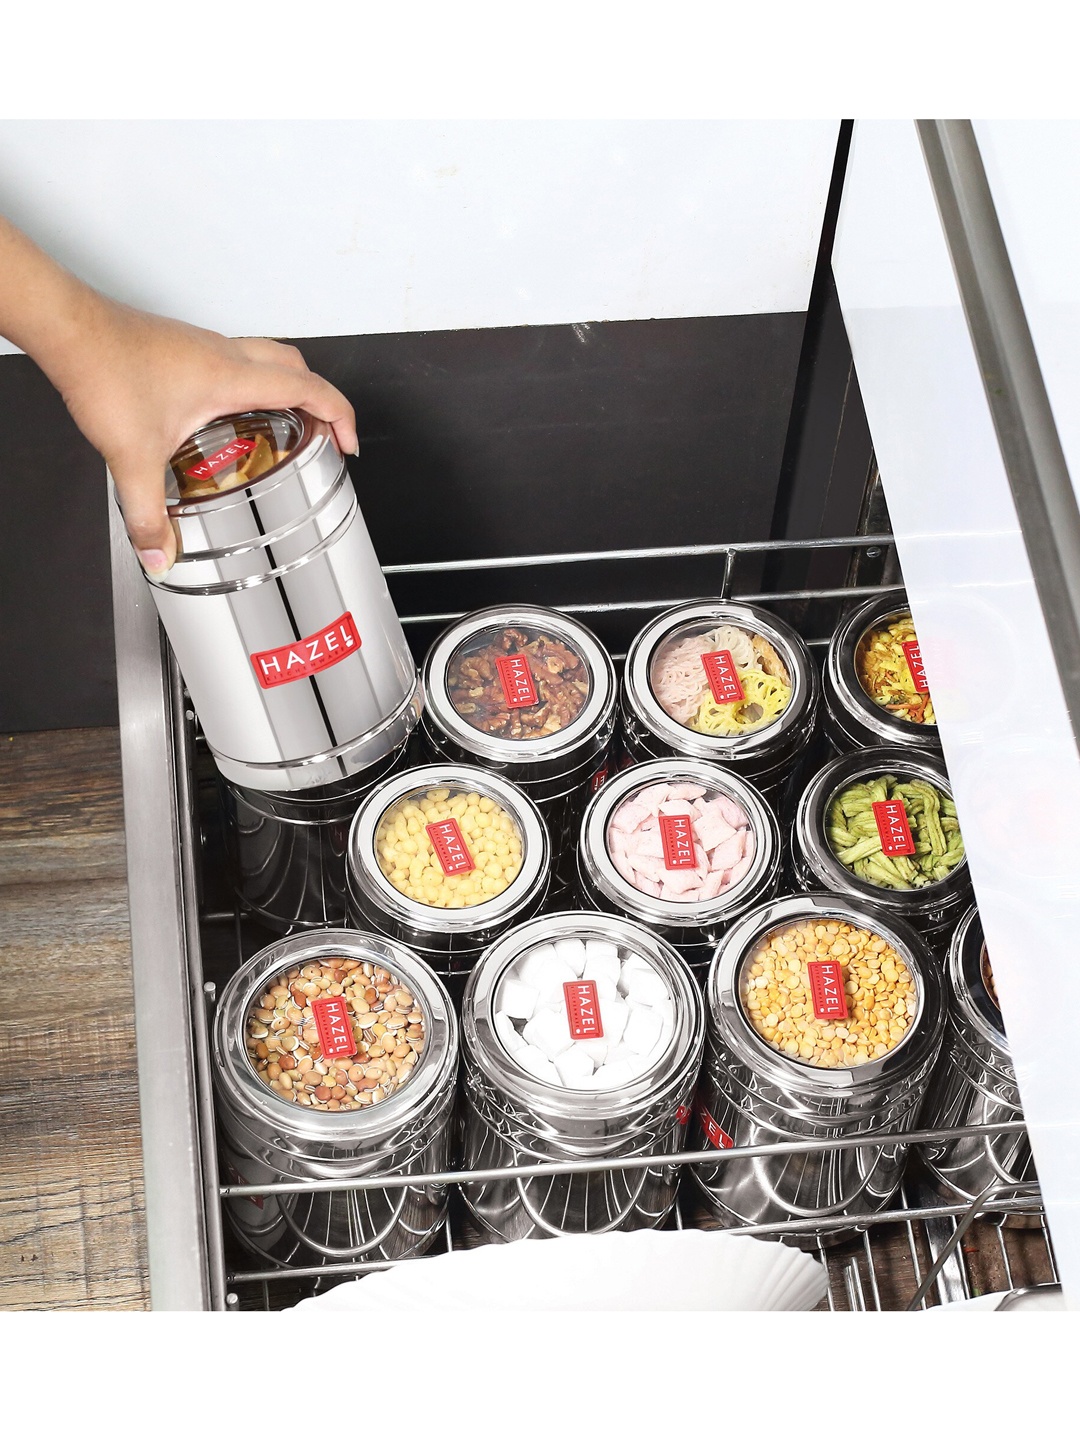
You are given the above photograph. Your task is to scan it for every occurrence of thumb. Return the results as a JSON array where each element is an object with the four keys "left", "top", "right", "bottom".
[{"left": 109, "top": 454, "right": 176, "bottom": 577}]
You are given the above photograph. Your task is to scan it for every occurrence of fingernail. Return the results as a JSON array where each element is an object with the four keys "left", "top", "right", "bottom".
[
  {"left": 352, "top": 444, "right": 360, "bottom": 457},
  {"left": 138, "top": 548, "right": 171, "bottom": 576}
]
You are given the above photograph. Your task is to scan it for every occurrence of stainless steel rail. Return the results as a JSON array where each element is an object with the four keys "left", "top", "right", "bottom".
[{"left": 111, "top": 525, "right": 1053, "bottom": 1309}]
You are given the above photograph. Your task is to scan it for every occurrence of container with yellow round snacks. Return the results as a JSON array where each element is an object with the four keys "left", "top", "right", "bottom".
[{"left": 346, "top": 764, "right": 551, "bottom": 986}]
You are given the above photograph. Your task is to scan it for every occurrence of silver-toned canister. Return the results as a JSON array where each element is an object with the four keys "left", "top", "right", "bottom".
[
  {"left": 459, "top": 912, "right": 704, "bottom": 1241},
  {"left": 219, "top": 738, "right": 409, "bottom": 934},
  {"left": 345, "top": 764, "right": 551, "bottom": 990},
  {"left": 141, "top": 409, "right": 422, "bottom": 792},
  {"left": 577, "top": 759, "right": 781, "bottom": 980},
  {"left": 822, "top": 591, "right": 941, "bottom": 756},
  {"left": 619, "top": 600, "right": 819, "bottom": 808},
  {"left": 919, "top": 906, "right": 1034, "bottom": 1206},
  {"left": 212, "top": 930, "right": 457, "bottom": 1266},
  {"left": 419, "top": 606, "right": 616, "bottom": 891},
  {"left": 694, "top": 895, "right": 945, "bottom": 1245},
  {"left": 792, "top": 747, "right": 971, "bottom": 949}
]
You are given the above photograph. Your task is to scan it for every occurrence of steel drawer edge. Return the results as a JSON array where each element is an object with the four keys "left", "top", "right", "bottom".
[{"left": 109, "top": 496, "right": 221, "bottom": 1310}]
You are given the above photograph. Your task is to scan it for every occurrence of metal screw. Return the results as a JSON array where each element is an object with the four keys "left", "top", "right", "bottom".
[{"left": 865, "top": 548, "right": 881, "bottom": 559}]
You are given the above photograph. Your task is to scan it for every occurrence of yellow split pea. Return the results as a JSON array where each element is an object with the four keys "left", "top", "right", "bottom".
[
  {"left": 376, "top": 787, "right": 523, "bottom": 908},
  {"left": 740, "top": 919, "right": 917, "bottom": 1069}
]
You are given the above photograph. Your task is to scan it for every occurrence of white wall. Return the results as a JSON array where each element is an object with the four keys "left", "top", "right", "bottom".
[
  {"left": 834, "top": 120, "right": 1080, "bottom": 1306},
  {"left": 0, "top": 120, "right": 838, "bottom": 353}
]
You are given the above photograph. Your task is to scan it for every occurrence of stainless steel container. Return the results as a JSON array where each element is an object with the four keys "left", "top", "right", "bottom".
[
  {"left": 212, "top": 930, "right": 458, "bottom": 1266},
  {"left": 694, "top": 894, "right": 945, "bottom": 1244},
  {"left": 459, "top": 912, "right": 704, "bottom": 1241},
  {"left": 619, "top": 600, "right": 818, "bottom": 808},
  {"left": 346, "top": 764, "right": 551, "bottom": 987},
  {"left": 822, "top": 592, "right": 941, "bottom": 756},
  {"left": 219, "top": 739, "right": 409, "bottom": 934},
  {"left": 577, "top": 759, "right": 781, "bottom": 979},
  {"left": 793, "top": 747, "right": 971, "bottom": 949},
  {"left": 420, "top": 606, "right": 616, "bottom": 894},
  {"left": 919, "top": 905, "right": 1034, "bottom": 1205},
  {"left": 143, "top": 409, "right": 422, "bottom": 792}
]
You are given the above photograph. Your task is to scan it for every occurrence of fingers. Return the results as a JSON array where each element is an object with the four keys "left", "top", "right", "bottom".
[
  {"left": 110, "top": 455, "right": 177, "bottom": 576},
  {"left": 222, "top": 362, "right": 359, "bottom": 458}
]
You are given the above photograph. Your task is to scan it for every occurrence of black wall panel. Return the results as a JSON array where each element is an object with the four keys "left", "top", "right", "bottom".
[{"left": 0, "top": 311, "right": 805, "bottom": 732}]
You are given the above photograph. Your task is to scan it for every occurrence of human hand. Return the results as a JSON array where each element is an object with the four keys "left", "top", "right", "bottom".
[{"left": 54, "top": 300, "right": 358, "bottom": 576}]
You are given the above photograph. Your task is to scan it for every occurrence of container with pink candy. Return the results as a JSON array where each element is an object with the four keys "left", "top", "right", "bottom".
[{"left": 577, "top": 759, "right": 782, "bottom": 976}]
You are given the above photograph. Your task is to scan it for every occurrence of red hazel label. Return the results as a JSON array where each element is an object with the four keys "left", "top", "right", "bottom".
[
  {"left": 251, "top": 612, "right": 361, "bottom": 689},
  {"left": 590, "top": 766, "right": 609, "bottom": 794},
  {"left": 659, "top": 812, "right": 698, "bottom": 869},
  {"left": 872, "top": 799, "right": 916, "bottom": 857},
  {"left": 564, "top": 980, "right": 604, "bottom": 1040},
  {"left": 311, "top": 995, "right": 357, "bottom": 1060},
  {"left": 807, "top": 960, "right": 849, "bottom": 1020},
  {"left": 701, "top": 650, "right": 745, "bottom": 705},
  {"left": 495, "top": 653, "right": 539, "bottom": 709},
  {"left": 426, "top": 817, "right": 475, "bottom": 876},
  {"left": 902, "top": 640, "right": 928, "bottom": 693},
  {"left": 698, "top": 1105, "right": 734, "bottom": 1149},
  {"left": 185, "top": 436, "right": 258, "bottom": 479},
  {"left": 676, "top": 1104, "right": 691, "bottom": 1125}
]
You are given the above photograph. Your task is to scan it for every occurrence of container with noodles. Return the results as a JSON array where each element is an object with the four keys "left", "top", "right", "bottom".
[
  {"left": 420, "top": 606, "right": 616, "bottom": 897},
  {"left": 823, "top": 591, "right": 941, "bottom": 755},
  {"left": 577, "top": 759, "right": 781, "bottom": 979},
  {"left": 793, "top": 747, "right": 971, "bottom": 948},
  {"left": 919, "top": 906, "right": 1035, "bottom": 1210},
  {"left": 620, "top": 601, "right": 818, "bottom": 806},
  {"left": 693, "top": 894, "right": 945, "bottom": 1243},
  {"left": 346, "top": 764, "right": 551, "bottom": 998}
]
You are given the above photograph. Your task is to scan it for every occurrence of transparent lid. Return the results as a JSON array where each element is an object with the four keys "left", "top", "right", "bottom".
[
  {"left": 491, "top": 934, "right": 677, "bottom": 1090},
  {"left": 445, "top": 622, "right": 591, "bottom": 741},
  {"left": 375, "top": 783, "right": 524, "bottom": 909},
  {"left": 825, "top": 771, "right": 965, "bottom": 892},
  {"left": 605, "top": 776, "right": 757, "bottom": 905},
  {"left": 648, "top": 618, "right": 794, "bottom": 739},
  {"left": 244, "top": 954, "right": 426, "bottom": 1112},
  {"left": 167, "top": 410, "right": 305, "bottom": 502},
  {"left": 738, "top": 916, "right": 919, "bottom": 1069},
  {"left": 854, "top": 610, "right": 936, "bottom": 726}
]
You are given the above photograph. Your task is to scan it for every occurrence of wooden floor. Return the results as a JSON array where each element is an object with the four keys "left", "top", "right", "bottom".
[{"left": 0, "top": 728, "right": 149, "bottom": 1310}]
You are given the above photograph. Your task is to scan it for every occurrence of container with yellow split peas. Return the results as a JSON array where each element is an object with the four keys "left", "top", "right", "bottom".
[
  {"left": 346, "top": 764, "right": 551, "bottom": 987},
  {"left": 823, "top": 591, "right": 942, "bottom": 756},
  {"left": 692, "top": 894, "right": 945, "bottom": 1244}
]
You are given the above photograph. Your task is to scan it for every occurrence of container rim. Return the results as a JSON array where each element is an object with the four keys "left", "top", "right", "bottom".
[
  {"left": 165, "top": 409, "right": 329, "bottom": 514},
  {"left": 949, "top": 904, "right": 1009, "bottom": 1047},
  {"left": 827, "top": 590, "right": 941, "bottom": 745}
]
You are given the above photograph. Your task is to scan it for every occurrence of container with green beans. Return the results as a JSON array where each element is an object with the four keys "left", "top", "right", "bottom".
[{"left": 793, "top": 746, "right": 972, "bottom": 946}]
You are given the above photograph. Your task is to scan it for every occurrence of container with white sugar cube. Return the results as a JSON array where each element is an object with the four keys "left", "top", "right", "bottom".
[{"left": 458, "top": 912, "right": 705, "bottom": 1241}]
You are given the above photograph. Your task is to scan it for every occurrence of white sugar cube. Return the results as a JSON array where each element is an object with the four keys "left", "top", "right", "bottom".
[
  {"left": 553, "top": 937, "right": 588, "bottom": 976},
  {"left": 623, "top": 1003, "right": 664, "bottom": 1056},
  {"left": 498, "top": 976, "right": 540, "bottom": 1022},
  {"left": 515, "top": 944, "right": 560, "bottom": 989},
  {"left": 588, "top": 1059, "right": 636, "bottom": 1090},
  {"left": 523, "top": 1005, "right": 575, "bottom": 1060},
  {"left": 494, "top": 1011, "right": 526, "bottom": 1055},
  {"left": 582, "top": 942, "right": 622, "bottom": 987},
  {"left": 514, "top": 1044, "right": 562, "bottom": 1086},
  {"left": 652, "top": 1000, "right": 675, "bottom": 1033},
  {"left": 535, "top": 958, "right": 582, "bottom": 1007},
  {"left": 576, "top": 1036, "right": 609, "bottom": 1066},
  {"left": 620, "top": 965, "right": 670, "bottom": 1008},
  {"left": 554, "top": 1045, "right": 595, "bottom": 1088},
  {"left": 598, "top": 998, "right": 630, "bottom": 1046}
]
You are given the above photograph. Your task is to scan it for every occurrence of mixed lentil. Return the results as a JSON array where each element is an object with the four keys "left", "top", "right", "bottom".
[{"left": 741, "top": 919, "right": 917, "bottom": 1069}]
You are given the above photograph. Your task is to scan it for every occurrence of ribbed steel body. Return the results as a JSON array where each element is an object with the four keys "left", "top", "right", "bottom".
[
  {"left": 822, "top": 592, "right": 942, "bottom": 756},
  {"left": 793, "top": 747, "right": 972, "bottom": 950},
  {"left": 619, "top": 600, "right": 819, "bottom": 809},
  {"left": 345, "top": 764, "right": 551, "bottom": 993},
  {"left": 219, "top": 740, "right": 408, "bottom": 934},
  {"left": 144, "top": 409, "right": 421, "bottom": 792},
  {"left": 920, "top": 906, "right": 1034, "bottom": 1204},
  {"left": 212, "top": 931, "right": 457, "bottom": 1265},
  {"left": 459, "top": 913, "right": 704, "bottom": 1240},
  {"left": 576, "top": 759, "right": 781, "bottom": 979},
  {"left": 693, "top": 895, "right": 945, "bottom": 1245}
]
